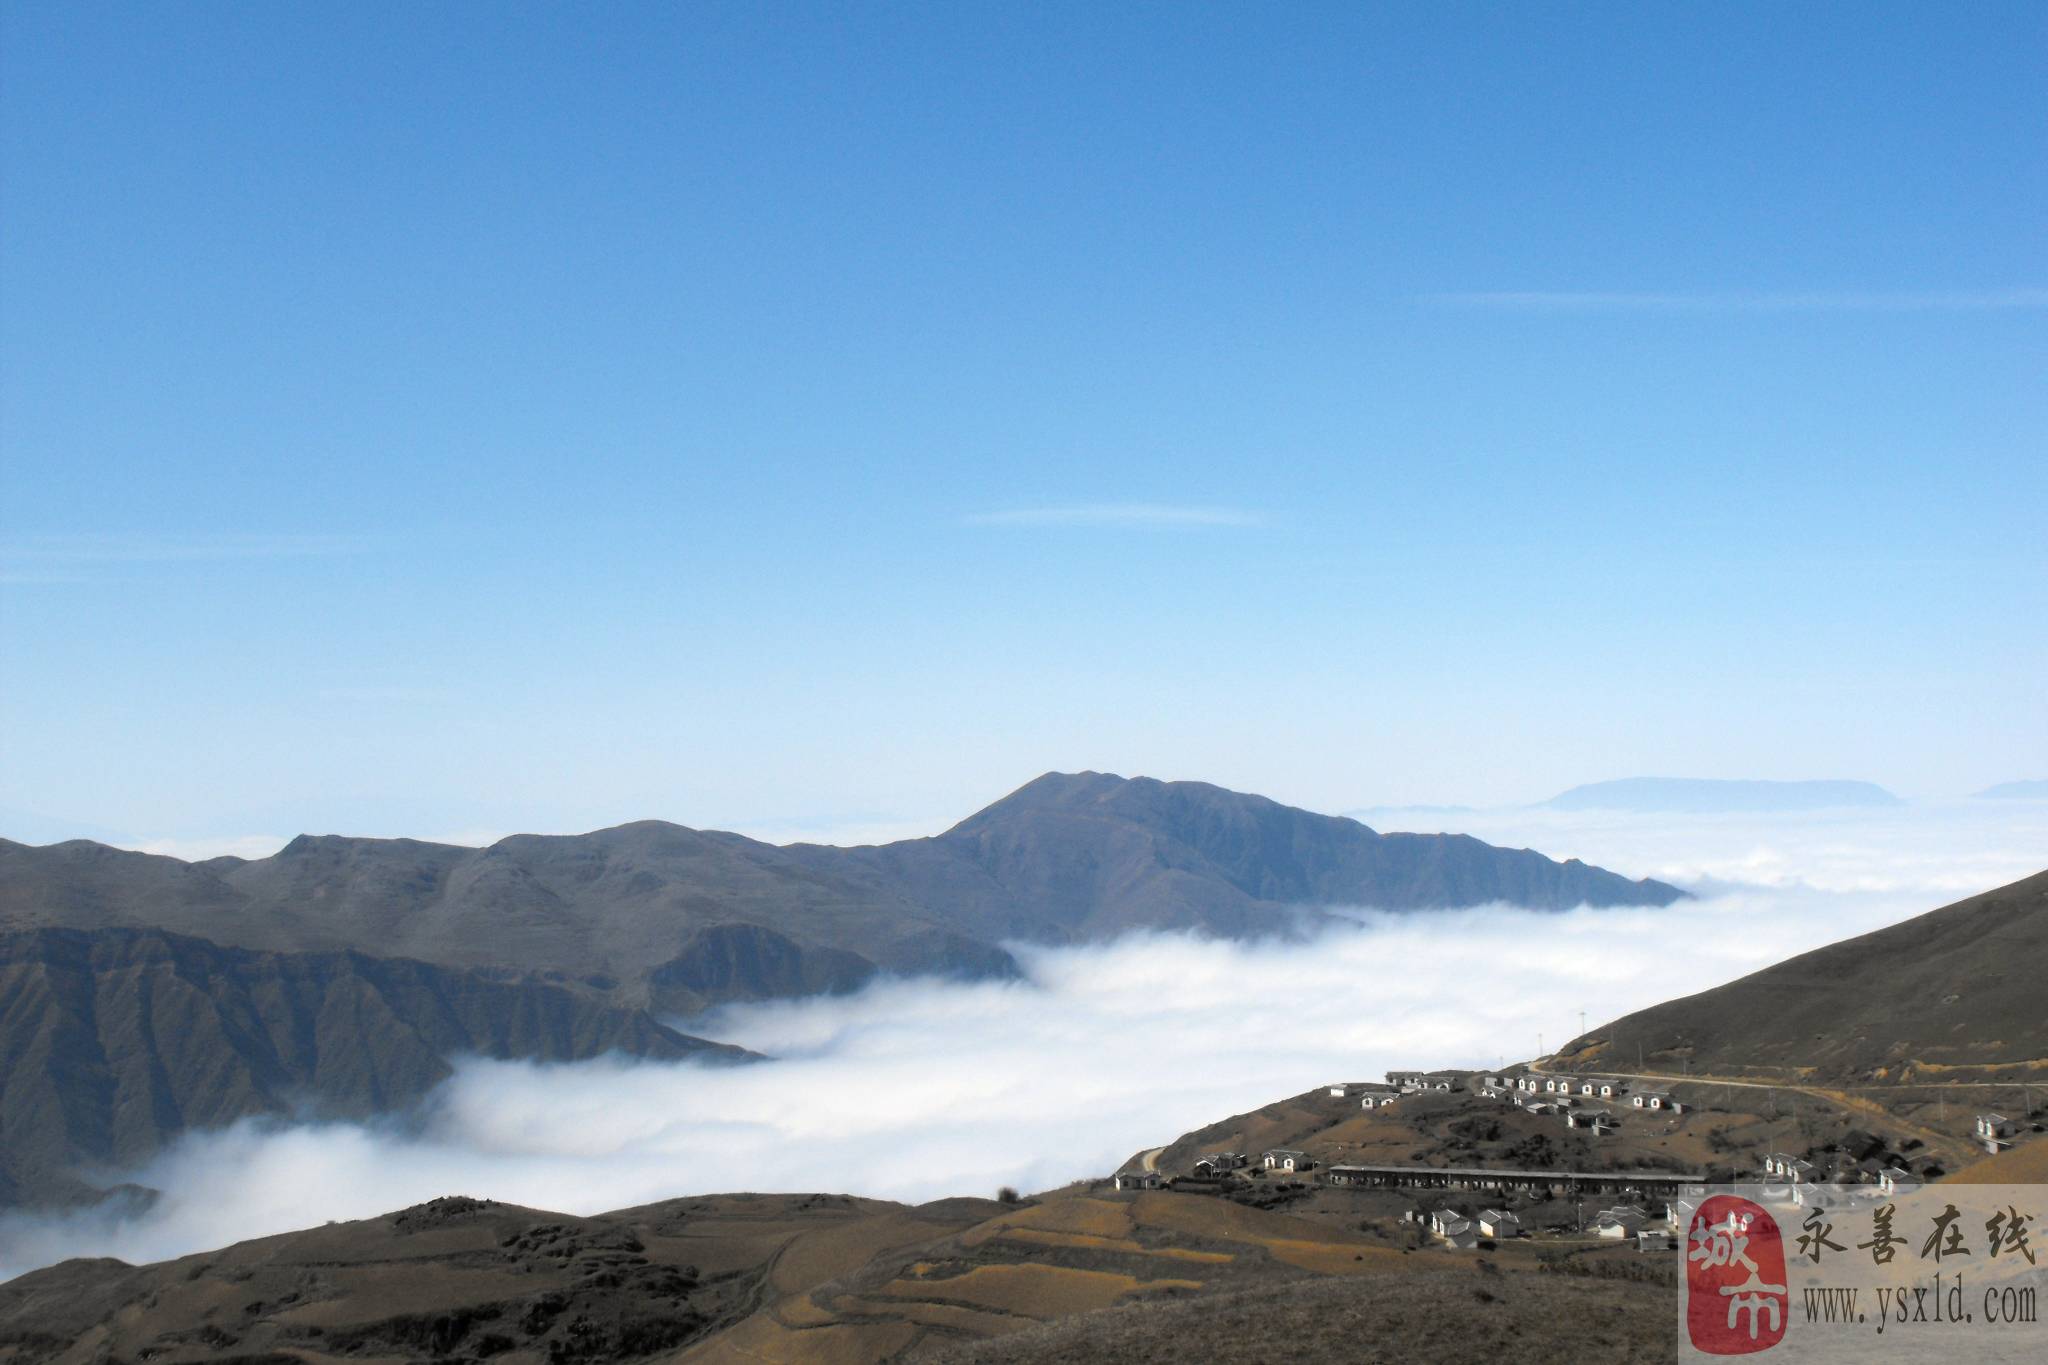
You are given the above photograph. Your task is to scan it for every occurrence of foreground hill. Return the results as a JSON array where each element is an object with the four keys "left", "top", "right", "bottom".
[
  {"left": 0, "top": 1185, "right": 1670, "bottom": 1364},
  {"left": 1556, "top": 868, "right": 2048, "bottom": 1082},
  {"left": 1, "top": 772, "right": 1684, "bottom": 1012},
  {"left": 0, "top": 927, "right": 749, "bottom": 1209},
  {"left": 1541, "top": 776, "right": 1901, "bottom": 813}
]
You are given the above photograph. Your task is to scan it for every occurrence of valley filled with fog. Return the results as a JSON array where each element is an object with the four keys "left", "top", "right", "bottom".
[{"left": 2, "top": 797, "right": 2042, "bottom": 1282}]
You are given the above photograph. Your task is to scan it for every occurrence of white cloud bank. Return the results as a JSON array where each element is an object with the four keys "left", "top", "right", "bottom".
[{"left": 1, "top": 802, "right": 2041, "bottom": 1283}]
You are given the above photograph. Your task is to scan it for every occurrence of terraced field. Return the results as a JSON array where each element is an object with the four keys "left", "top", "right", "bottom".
[{"left": 672, "top": 1187, "right": 1451, "bottom": 1363}]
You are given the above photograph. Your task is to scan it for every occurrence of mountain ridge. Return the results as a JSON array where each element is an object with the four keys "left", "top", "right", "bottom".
[
  {"left": 1554, "top": 868, "right": 2048, "bottom": 1081},
  {"left": 0, "top": 925, "right": 751, "bottom": 1211},
  {"left": 2, "top": 772, "right": 1686, "bottom": 1016}
]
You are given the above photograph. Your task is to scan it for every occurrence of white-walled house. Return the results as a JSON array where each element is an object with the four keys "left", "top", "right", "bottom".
[
  {"left": 1594, "top": 1205, "right": 1648, "bottom": 1238},
  {"left": 1113, "top": 1170, "right": 1162, "bottom": 1191},
  {"left": 1192, "top": 1152, "right": 1246, "bottom": 1177},
  {"left": 1359, "top": 1090, "right": 1400, "bottom": 1111},
  {"left": 1792, "top": 1182, "right": 1832, "bottom": 1208},
  {"left": 1387, "top": 1069, "right": 1463, "bottom": 1093},
  {"left": 1477, "top": 1209, "right": 1523, "bottom": 1238},
  {"left": 1263, "top": 1149, "right": 1312, "bottom": 1172},
  {"left": 1975, "top": 1114, "right": 2018, "bottom": 1153},
  {"left": 1430, "top": 1208, "right": 1479, "bottom": 1247},
  {"left": 1566, "top": 1108, "right": 1618, "bottom": 1135},
  {"left": 1878, "top": 1165, "right": 1917, "bottom": 1197}
]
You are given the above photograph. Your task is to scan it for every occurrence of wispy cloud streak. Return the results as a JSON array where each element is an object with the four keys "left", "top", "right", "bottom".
[{"left": 964, "top": 504, "right": 1265, "bottom": 528}]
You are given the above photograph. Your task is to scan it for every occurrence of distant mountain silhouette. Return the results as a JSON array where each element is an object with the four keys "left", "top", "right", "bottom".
[
  {"left": 1974, "top": 780, "right": 2048, "bottom": 800},
  {"left": 1555, "top": 869, "right": 2048, "bottom": 1082},
  {"left": 1541, "top": 777, "right": 1901, "bottom": 814},
  {"left": 0, "top": 926, "right": 750, "bottom": 1209},
  {"left": 1, "top": 774, "right": 1684, "bottom": 1019}
]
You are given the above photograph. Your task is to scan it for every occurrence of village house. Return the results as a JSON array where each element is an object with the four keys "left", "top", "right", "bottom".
[
  {"left": 1517, "top": 1076, "right": 1541, "bottom": 1093},
  {"left": 1191, "top": 1152, "right": 1246, "bottom": 1177},
  {"left": 1387, "top": 1069, "right": 1462, "bottom": 1093},
  {"left": 1565, "top": 1108, "right": 1618, "bottom": 1135},
  {"left": 1113, "top": 1169, "right": 1162, "bottom": 1191},
  {"left": 1543, "top": 1075, "right": 1576, "bottom": 1095},
  {"left": 1356, "top": 1085, "right": 1401, "bottom": 1110},
  {"left": 1594, "top": 1205, "right": 1648, "bottom": 1238},
  {"left": 1262, "top": 1149, "right": 1313, "bottom": 1172},
  {"left": 1477, "top": 1209, "right": 1522, "bottom": 1239},
  {"left": 1792, "top": 1182, "right": 1832, "bottom": 1208},
  {"left": 1637, "top": 1229, "right": 1678, "bottom": 1253},
  {"left": 1429, "top": 1209, "right": 1479, "bottom": 1248},
  {"left": 1877, "top": 1165, "right": 1917, "bottom": 1197},
  {"left": 1762, "top": 1152, "right": 1797, "bottom": 1180},
  {"left": 1597, "top": 1080, "right": 1623, "bottom": 1099},
  {"left": 1975, "top": 1113, "right": 2018, "bottom": 1153},
  {"left": 1631, "top": 1090, "right": 1681, "bottom": 1112}
]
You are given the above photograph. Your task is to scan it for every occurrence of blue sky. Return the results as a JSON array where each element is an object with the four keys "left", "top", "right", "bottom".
[{"left": 2, "top": 3, "right": 2042, "bottom": 850}]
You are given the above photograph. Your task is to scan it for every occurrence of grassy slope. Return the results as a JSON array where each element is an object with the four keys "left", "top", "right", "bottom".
[{"left": 1559, "top": 870, "right": 2048, "bottom": 1082}]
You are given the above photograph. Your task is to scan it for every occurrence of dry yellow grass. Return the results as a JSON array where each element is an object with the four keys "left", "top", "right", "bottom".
[
  {"left": 1128, "top": 1190, "right": 1429, "bottom": 1275},
  {"left": 879, "top": 1263, "right": 1200, "bottom": 1318},
  {"left": 1944, "top": 1137, "right": 2048, "bottom": 1184},
  {"left": 265, "top": 1265, "right": 542, "bottom": 1326},
  {"left": 993, "top": 1227, "right": 1234, "bottom": 1262},
  {"left": 771, "top": 1292, "right": 844, "bottom": 1327},
  {"left": 770, "top": 1210, "right": 966, "bottom": 1295},
  {"left": 961, "top": 1196, "right": 1135, "bottom": 1245},
  {"left": 1257, "top": 1237, "right": 1416, "bottom": 1275},
  {"left": 828, "top": 1295, "right": 1035, "bottom": 1337},
  {"left": 673, "top": 1311, "right": 920, "bottom": 1365}
]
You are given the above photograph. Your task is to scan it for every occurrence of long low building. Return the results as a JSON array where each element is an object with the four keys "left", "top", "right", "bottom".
[{"left": 1322, "top": 1163, "right": 1703, "bottom": 1196}]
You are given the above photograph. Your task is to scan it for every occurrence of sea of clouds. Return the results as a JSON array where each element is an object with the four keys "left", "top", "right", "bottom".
[{"left": 2, "top": 798, "right": 2042, "bottom": 1282}]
